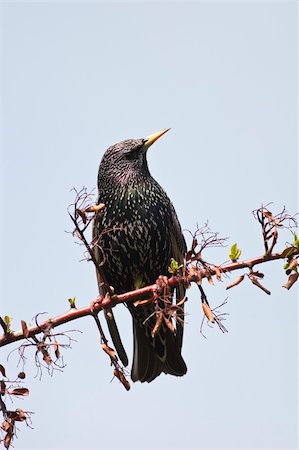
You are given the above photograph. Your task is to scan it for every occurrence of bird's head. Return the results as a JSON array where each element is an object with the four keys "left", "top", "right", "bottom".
[{"left": 98, "top": 128, "right": 170, "bottom": 186}]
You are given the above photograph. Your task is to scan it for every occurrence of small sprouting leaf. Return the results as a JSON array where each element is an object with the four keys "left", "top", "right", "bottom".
[
  {"left": 292, "top": 232, "right": 299, "bottom": 248},
  {"left": 3, "top": 316, "right": 12, "bottom": 333},
  {"left": 68, "top": 297, "right": 76, "bottom": 308},
  {"left": 168, "top": 258, "right": 183, "bottom": 275},
  {"left": 229, "top": 243, "right": 241, "bottom": 262},
  {"left": 134, "top": 275, "right": 144, "bottom": 290}
]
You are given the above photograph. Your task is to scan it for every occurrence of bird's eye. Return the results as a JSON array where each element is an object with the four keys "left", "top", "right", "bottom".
[
  {"left": 125, "top": 147, "right": 139, "bottom": 160},
  {"left": 124, "top": 140, "right": 145, "bottom": 160}
]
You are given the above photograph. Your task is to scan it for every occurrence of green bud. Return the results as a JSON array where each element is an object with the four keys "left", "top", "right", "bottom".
[
  {"left": 229, "top": 243, "right": 242, "bottom": 262},
  {"left": 3, "top": 315, "right": 12, "bottom": 333},
  {"left": 68, "top": 297, "right": 76, "bottom": 309},
  {"left": 292, "top": 232, "right": 299, "bottom": 248},
  {"left": 168, "top": 258, "right": 183, "bottom": 275}
]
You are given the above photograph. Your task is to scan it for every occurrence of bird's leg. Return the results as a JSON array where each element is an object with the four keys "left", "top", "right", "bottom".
[{"left": 155, "top": 275, "right": 170, "bottom": 300}]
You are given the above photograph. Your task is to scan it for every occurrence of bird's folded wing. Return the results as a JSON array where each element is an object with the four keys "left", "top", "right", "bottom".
[{"left": 169, "top": 205, "right": 187, "bottom": 352}]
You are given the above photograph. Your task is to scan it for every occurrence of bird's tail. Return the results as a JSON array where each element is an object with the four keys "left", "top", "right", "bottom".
[{"left": 130, "top": 305, "right": 187, "bottom": 383}]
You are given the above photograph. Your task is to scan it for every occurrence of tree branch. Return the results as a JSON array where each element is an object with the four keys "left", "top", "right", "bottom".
[{"left": 1, "top": 248, "right": 297, "bottom": 348}]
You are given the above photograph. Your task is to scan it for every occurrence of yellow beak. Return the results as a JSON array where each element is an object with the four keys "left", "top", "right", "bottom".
[{"left": 143, "top": 128, "right": 171, "bottom": 149}]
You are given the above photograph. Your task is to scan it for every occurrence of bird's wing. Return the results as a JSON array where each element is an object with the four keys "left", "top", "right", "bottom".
[
  {"left": 92, "top": 216, "right": 129, "bottom": 367},
  {"left": 169, "top": 205, "right": 187, "bottom": 352},
  {"left": 169, "top": 205, "right": 187, "bottom": 262}
]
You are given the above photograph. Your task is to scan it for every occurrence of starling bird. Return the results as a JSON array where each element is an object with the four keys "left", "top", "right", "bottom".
[{"left": 93, "top": 129, "right": 187, "bottom": 382}]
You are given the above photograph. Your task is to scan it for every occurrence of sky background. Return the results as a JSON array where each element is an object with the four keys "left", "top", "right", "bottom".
[{"left": 1, "top": 1, "right": 298, "bottom": 449}]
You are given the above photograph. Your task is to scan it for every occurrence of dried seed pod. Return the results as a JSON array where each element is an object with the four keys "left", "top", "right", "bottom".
[
  {"left": 207, "top": 274, "right": 214, "bottom": 286},
  {"left": 4, "top": 427, "right": 13, "bottom": 449},
  {"left": 226, "top": 275, "right": 245, "bottom": 290},
  {"left": 21, "top": 320, "right": 29, "bottom": 338},
  {"left": 101, "top": 343, "right": 117, "bottom": 360},
  {"left": 1, "top": 419, "right": 11, "bottom": 432},
  {"left": 176, "top": 296, "right": 187, "bottom": 307},
  {"left": 85, "top": 203, "right": 105, "bottom": 213},
  {"left": 187, "top": 266, "right": 202, "bottom": 285},
  {"left": 249, "top": 276, "right": 271, "bottom": 295},
  {"left": 281, "top": 247, "right": 297, "bottom": 258},
  {"left": 163, "top": 315, "right": 175, "bottom": 333},
  {"left": 1, "top": 380, "right": 6, "bottom": 394},
  {"left": 75, "top": 208, "right": 87, "bottom": 224},
  {"left": 202, "top": 303, "right": 214, "bottom": 322},
  {"left": 54, "top": 339, "right": 61, "bottom": 359},
  {"left": 283, "top": 272, "right": 299, "bottom": 290},
  {"left": 113, "top": 368, "right": 130, "bottom": 391},
  {"left": 42, "top": 349, "right": 53, "bottom": 366},
  {"left": 9, "top": 388, "right": 29, "bottom": 397},
  {"left": 151, "top": 311, "right": 163, "bottom": 338},
  {"left": 15, "top": 409, "right": 27, "bottom": 422},
  {"left": 133, "top": 298, "right": 153, "bottom": 307},
  {"left": 285, "top": 258, "right": 298, "bottom": 275},
  {"left": 251, "top": 271, "right": 264, "bottom": 279},
  {"left": 262, "top": 209, "right": 274, "bottom": 221},
  {"left": 0, "top": 364, "right": 6, "bottom": 378},
  {"left": 215, "top": 267, "right": 222, "bottom": 281}
]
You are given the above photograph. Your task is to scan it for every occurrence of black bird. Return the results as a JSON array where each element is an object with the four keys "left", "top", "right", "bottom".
[{"left": 93, "top": 129, "right": 187, "bottom": 382}]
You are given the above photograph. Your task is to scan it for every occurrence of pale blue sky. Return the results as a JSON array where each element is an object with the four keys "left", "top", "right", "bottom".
[{"left": 1, "top": 2, "right": 298, "bottom": 449}]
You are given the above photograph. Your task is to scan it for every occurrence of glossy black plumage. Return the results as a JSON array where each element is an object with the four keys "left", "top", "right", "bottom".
[{"left": 93, "top": 131, "right": 187, "bottom": 382}]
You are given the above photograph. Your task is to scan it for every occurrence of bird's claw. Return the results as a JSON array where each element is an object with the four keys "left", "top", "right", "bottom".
[
  {"left": 155, "top": 275, "right": 169, "bottom": 293},
  {"left": 89, "top": 296, "right": 103, "bottom": 314}
]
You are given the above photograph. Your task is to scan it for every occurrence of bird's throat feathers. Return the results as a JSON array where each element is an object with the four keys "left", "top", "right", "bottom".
[{"left": 98, "top": 152, "right": 152, "bottom": 191}]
